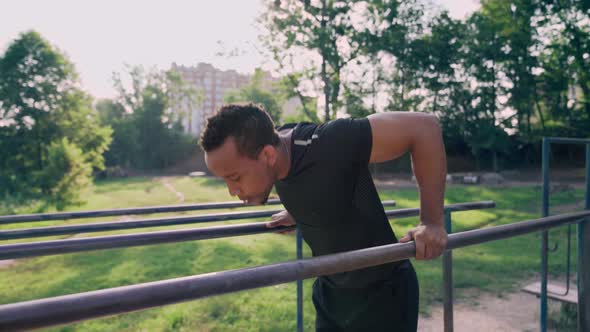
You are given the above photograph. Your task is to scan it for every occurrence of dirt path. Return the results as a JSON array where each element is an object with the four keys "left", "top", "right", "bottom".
[
  {"left": 418, "top": 289, "right": 539, "bottom": 332},
  {"left": 159, "top": 177, "right": 185, "bottom": 203},
  {"left": 0, "top": 259, "right": 16, "bottom": 270}
]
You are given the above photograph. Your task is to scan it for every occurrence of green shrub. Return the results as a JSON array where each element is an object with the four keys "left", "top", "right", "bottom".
[{"left": 36, "top": 138, "right": 92, "bottom": 210}]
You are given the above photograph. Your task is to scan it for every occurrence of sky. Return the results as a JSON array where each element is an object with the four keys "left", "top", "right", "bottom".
[{"left": 0, "top": 0, "right": 481, "bottom": 99}]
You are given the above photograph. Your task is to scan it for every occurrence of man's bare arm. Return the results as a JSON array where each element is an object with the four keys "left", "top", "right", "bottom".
[{"left": 367, "top": 112, "right": 447, "bottom": 260}]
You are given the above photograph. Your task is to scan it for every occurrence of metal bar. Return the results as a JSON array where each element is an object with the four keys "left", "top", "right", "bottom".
[
  {"left": 296, "top": 227, "right": 303, "bottom": 332},
  {"left": 0, "top": 210, "right": 284, "bottom": 240},
  {"left": 541, "top": 137, "right": 549, "bottom": 332},
  {"left": 445, "top": 212, "right": 588, "bottom": 248},
  {"left": 0, "top": 202, "right": 493, "bottom": 260},
  {"left": 0, "top": 223, "right": 295, "bottom": 260},
  {"left": 0, "top": 201, "right": 396, "bottom": 240},
  {"left": 561, "top": 224, "right": 571, "bottom": 296},
  {"left": 443, "top": 210, "right": 453, "bottom": 332},
  {"left": 544, "top": 137, "right": 590, "bottom": 145},
  {"left": 0, "top": 210, "right": 588, "bottom": 331},
  {"left": 578, "top": 144, "right": 590, "bottom": 331},
  {"left": 0, "top": 199, "right": 283, "bottom": 225}
]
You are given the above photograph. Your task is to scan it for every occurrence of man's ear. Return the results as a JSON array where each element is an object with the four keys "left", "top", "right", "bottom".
[{"left": 259, "top": 145, "right": 277, "bottom": 166}]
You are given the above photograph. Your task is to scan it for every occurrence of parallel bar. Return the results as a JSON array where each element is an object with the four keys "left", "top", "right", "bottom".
[
  {"left": 447, "top": 212, "right": 589, "bottom": 249},
  {"left": 0, "top": 210, "right": 588, "bottom": 331},
  {"left": 579, "top": 144, "right": 590, "bottom": 331},
  {"left": 0, "top": 210, "right": 285, "bottom": 240},
  {"left": 545, "top": 137, "right": 590, "bottom": 145},
  {"left": 540, "top": 137, "right": 549, "bottom": 332},
  {"left": 0, "top": 202, "right": 493, "bottom": 260},
  {"left": 0, "top": 223, "right": 295, "bottom": 260},
  {"left": 443, "top": 210, "right": 453, "bottom": 332},
  {"left": 0, "top": 199, "right": 282, "bottom": 225},
  {"left": 0, "top": 201, "right": 396, "bottom": 240},
  {"left": 562, "top": 224, "right": 571, "bottom": 296}
]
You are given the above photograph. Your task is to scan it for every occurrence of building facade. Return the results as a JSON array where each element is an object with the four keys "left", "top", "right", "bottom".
[{"left": 170, "top": 62, "right": 268, "bottom": 137}]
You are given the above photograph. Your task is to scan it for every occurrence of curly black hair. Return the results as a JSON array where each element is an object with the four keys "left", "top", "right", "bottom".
[{"left": 199, "top": 103, "right": 280, "bottom": 159}]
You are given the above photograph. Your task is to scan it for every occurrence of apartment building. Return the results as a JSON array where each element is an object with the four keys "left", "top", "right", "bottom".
[{"left": 171, "top": 62, "right": 277, "bottom": 137}]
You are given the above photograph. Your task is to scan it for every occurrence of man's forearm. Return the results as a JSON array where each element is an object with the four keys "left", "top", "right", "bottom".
[{"left": 410, "top": 118, "right": 447, "bottom": 227}]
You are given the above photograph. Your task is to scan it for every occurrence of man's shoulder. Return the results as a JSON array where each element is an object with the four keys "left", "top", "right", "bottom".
[
  {"left": 276, "top": 123, "right": 298, "bottom": 131},
  {"left": 276, "top": 117, "right": 368, "bottom": 132}
]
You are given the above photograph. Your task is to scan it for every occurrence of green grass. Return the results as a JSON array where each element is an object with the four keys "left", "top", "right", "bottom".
[{"left": 0, "top": 177, "right": 586, "bottom": 331}]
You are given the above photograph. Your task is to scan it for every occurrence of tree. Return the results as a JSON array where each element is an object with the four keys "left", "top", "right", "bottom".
[
  {"left": 410, "top": 11, "right": 472, "bottom": 158},
  {"left": 96, "top": 99, "right": 138, "bottom": 167},
  {"left": 260, "top": 0, "right": 362, "bottom": 121},
  {"left": 0, "top": 31, "right": 111, "bottom": 205},
  {"left": 277, "top": 72, "right": 321, "bottom": 122},
  {"left": 552, "top": 1, "right": 590, "bottom": 121},
  {"left": 459, "top": 10, "right": 513, "bottom": 170},
  {"left": 537, "top": 1, "right": 590, "bottom": 130},
  {"left": 35, "top": 138, "right": 93, "bottom": 210},
  {"left": 223, "top": 68, "right": 283, "bottom": 123},
  {"left": 361, "top": 0, "right": 428, "bottom": 112},
  {"left": 417, "top": 12, "right": 465, "bottom": 115},
  {"left": 100, "top": 65, "right": 198, "bottom": 169}
]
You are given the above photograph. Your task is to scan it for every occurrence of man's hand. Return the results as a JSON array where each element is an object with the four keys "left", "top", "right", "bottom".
[
  {"left": 266, "top": 210, "right": 296, "bottom": 234},
  {"left": 399, "top": 223, "right": 448, "bottom": 260}
]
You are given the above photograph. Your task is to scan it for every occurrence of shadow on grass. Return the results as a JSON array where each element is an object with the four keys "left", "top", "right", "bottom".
[{"left": 50, "top": 248, "right": 136, "bottom": 295}]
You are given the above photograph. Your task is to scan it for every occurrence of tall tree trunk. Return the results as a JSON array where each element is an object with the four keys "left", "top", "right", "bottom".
[
  {"left": 321, "top": 0, "right": 330, "bottom": 122},
  {"left": 371, "top": 71, "right": 377, "bottom": 114},
  {"left": 402, "top": 70, "right": 406, "bottom": 110},
  {"left": 533, "top": 90, "right": 546, "bottom": 132},
  {"left": 288, "top": 75, "right": 315, "bottom": 121},
  {"left": 322, "top": 58, "right": 329, "bottom": 122},
  {"left": 579, "top": 84, "right": 590, "bottom": 121},
  {"left": 493, "top": 150, "right": 498, "bottom": 172},
  {"left": 331, "top": 76, "right": 340, "bottom": 120}
]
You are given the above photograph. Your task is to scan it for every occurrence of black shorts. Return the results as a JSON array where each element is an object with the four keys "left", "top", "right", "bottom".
[{"left": 312, "top": 260, "right": 419, "bottom": 332}]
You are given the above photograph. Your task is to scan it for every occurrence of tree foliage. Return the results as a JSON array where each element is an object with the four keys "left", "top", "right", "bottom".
[
  {"left": 0, "top": 31, "right": 111, "bottom": 208},
  {"left": 260, "top": 0, "right": 365, "bottom": 121},
  {"left": 98, "top": 65, "right": 199, "bottom": 170},
  {"left": 261, "top": 0, "right": 590, "bottom": 169},
  {"left": 223, "top": 68, "right": 283, "bottom": 123}
]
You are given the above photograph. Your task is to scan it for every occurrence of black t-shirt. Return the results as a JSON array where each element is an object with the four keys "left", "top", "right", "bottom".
[{"left": 275, "top": 118, "right": 403, "bottom": 289}]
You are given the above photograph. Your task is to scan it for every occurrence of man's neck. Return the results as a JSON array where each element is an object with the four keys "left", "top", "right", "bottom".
[{"left": 276, "top": 130, "right": 292, "bottom": 180}]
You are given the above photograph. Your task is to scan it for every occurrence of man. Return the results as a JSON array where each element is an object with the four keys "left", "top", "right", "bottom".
[{"left": 200, "top": 103, "right": 447, "bottom": 331}]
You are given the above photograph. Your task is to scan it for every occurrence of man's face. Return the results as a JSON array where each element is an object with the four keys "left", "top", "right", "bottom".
[{"left": 205, "top": 137, "right": 276, "bottom": 205}]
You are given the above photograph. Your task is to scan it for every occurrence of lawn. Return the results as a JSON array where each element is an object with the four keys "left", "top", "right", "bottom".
[{"left": 0, "top": 176, "right": 586, "bottom": 331}]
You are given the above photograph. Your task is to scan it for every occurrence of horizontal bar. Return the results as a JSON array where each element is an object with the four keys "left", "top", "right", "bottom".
[
  {"left": 0, "top": 222, "right": 294, "bottom": 260},
  {"left": 0, "top": 209, "right": 587, "bottom": 331},
  {"left": 0, "top": 199, "right": 284, "bottom": 225},
  {"left": 0, "top": 201, "right": 397, "bottom": 240},
  {"left": 0, "top": 210, "right": 285, "bottom": 240},
  {"left": 0, "top": 201, "right": 489, "bottom": 260},
  {"left": 545, "top": 137, "right": 590, "bottom": 145}
]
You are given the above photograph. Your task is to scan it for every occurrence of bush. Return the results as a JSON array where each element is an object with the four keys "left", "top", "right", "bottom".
[{"left": 36, "top": 138, "right": 92, "bottom": 210}]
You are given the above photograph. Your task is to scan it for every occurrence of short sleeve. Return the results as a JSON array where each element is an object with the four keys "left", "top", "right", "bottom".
[{"left": 316, "top": 117, "right": 373, "bottom": 165}]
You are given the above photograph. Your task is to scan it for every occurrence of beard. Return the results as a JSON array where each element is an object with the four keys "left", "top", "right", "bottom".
[
  {"left": 245, "top": 187, "right": 272, "bottom": 205},
  {"left": 259, "top": 189, "right": 271, "bottom": 204}
]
